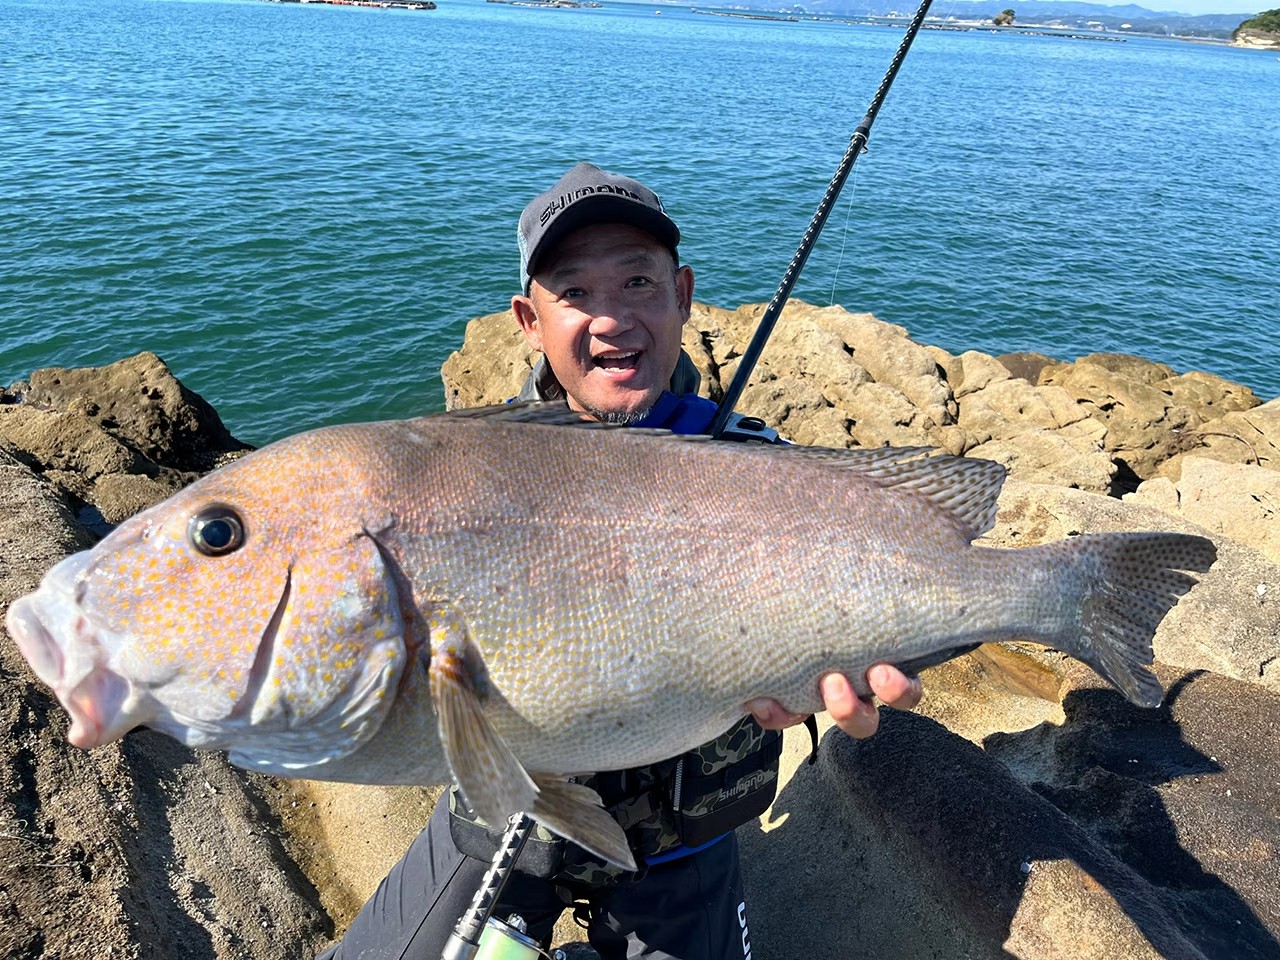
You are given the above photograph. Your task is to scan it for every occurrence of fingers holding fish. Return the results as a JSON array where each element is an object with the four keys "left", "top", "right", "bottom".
[{"left": 745, "top": 664, "right": 923, "bottom": 740}]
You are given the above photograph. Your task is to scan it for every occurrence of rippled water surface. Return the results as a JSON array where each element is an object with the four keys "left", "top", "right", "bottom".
[{"left": 3, "top": 0, "right": 1277, "bottom": 445}]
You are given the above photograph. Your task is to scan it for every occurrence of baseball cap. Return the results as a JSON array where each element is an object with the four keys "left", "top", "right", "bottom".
[{"left": 517, "top": 162, "right": 681, "bottom": 292}]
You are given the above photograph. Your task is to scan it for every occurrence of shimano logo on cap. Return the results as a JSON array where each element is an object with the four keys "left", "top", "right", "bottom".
[{"left": 538, "top": 184, "right": 650, "bottom": 226}]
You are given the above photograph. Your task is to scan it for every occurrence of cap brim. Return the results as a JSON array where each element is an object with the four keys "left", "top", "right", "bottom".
[{"left": 525, "top": 195, "right": 680, "bottom": 280}]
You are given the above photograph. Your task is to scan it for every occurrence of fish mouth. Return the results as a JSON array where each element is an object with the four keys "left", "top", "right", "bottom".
[
  {"left": 6, "top": 560, "right": 149, "bottom": 750},
  {"left": 7, "top": 598, "right": 66, "bottom": 690}
]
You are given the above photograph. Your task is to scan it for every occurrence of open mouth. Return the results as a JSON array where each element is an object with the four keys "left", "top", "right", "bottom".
[
  {"left": 593, "top": 351, "right": 640, "bottom": 372},
  {"left": 6, "top": 592, "right": 137, "bottom": 749}
]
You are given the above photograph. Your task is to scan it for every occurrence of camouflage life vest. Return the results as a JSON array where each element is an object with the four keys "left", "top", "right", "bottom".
[{"left": 447, "top": 715, "right": 783, "bottom": 890}]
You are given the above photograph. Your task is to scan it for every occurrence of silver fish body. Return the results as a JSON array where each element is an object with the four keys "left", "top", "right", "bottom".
[{"left": 5, "top": 404, "right": 1217, "bottom": 867}]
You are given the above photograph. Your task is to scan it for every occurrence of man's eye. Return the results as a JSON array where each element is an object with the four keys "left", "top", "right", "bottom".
[
  {"left": 560, "top": 287, "right": 586, "bottom": 299},
  {"left": 625, "top": 276, "right": 653, "bottom": 288}
]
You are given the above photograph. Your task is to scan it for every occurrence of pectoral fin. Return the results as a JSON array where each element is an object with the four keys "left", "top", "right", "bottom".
[
  {"left": 428, "top": 618, "right": 537, "bottom": 829},
  {"left": 531, "top": 775, "right": 637, "bottom": 872}
]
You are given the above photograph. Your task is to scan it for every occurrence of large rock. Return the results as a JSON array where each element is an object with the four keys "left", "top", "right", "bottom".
[
  {"left": 951, "top": 360, "right": 1115, "bottom": 491},
  {"left": 1157, "top": 397, "right": 1280, "bottom": 482},
  {"left": 1126, "top": 457, "right": 1280, "bottom": 566},
  {"left": 716, "top": 303, "right": 963, "bottom": 451},
  {"left": 0, "top": 449, "right": 328, "bottom": 960},
  {"left": 0, "top": 353, "right": 250, "bottom": 533},
  {"left": 1233, "top": 26, "right": 1280, "bottom": 47},
  {"left": 1038, "top": 359, "right": 1196, "bottom": 485},
  {"left": 796, "top": 664, "right": 1280, "bottom": 960},
  {"left": 440, "top": 310, "right": 537, "bottom": 411},
  {"left": 1034, "top": 355, "right": 1265, "bottom": 488},
  {"left": 968, "top": 427, "right": 1114, "bottom": 494},
  {"left": 2, "top": 351, "right": 247, "bottom": 472},
  {"left": 1156, "top": 370, "right": 1260, "bottom": 421},
  {"left": 996, "top": 351, "right": 1060, "bottom": 385},
  {"left": 441, "top": 301, "right": 970, "bottom": 451},
  {"left": 263, "top": 779, "right": 441, "bottom": 935},
  {"left": 738, "top": 717, "right": 995, "bottom": 960}
]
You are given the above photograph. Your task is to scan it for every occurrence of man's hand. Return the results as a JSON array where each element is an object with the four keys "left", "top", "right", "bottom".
[{"left": 747, "top": 664, "right": 923, "bottom": 740}]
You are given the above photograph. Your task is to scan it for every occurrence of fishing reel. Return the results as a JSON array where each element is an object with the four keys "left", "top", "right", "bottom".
[{"left": 474, "top": 913, "right": 561, "bottom": 960}]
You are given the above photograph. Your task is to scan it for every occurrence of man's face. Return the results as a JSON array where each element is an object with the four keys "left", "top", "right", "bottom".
[{"left": 512, "top": 222, "right": 694, "bottom": 422}]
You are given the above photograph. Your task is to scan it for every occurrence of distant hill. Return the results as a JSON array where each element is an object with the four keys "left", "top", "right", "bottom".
[
  {"left": 701, "top": 0, "right": 1259, "bottom": 37},
  {"left": 1232, "top": 5, "right": 1280, "bottom": 42},
  {"left": 927, "top": 1, "right": 1250, "bottom": 35}
]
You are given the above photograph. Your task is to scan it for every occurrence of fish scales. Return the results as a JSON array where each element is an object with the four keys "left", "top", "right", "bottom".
[{"left": 5, "top": 403, "right": 1217, "bottom": 868}]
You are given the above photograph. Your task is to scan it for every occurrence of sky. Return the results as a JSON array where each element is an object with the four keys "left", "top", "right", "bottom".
[
  {"left": 947, "top": 0, "right": 1264, "bottom": 16},
  {"left": 1136, "top": 0, "right": 1264, "bottom": 14}
]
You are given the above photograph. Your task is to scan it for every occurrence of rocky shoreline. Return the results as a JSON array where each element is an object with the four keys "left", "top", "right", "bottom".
[{"left": 2, "top": 303, "right": 1277, "bottom": 959}]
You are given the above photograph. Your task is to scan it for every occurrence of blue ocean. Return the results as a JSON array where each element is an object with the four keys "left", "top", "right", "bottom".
[{"left": 2, "top": 0, "right": 1277, "bottom": 446}]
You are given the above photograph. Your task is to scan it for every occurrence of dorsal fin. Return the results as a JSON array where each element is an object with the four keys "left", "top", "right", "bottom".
[
  {"left": 779, "top": 445, "right": 1008, "bottom": 539},
  {"left": 446, "top": 400, "right": 603, "bottom": 428},
  {"left": 443, "top": 400, "right": 709, "bottom": 440},
  {"left": 443, "top": 403, "right": 1006, "bottom": 539}
]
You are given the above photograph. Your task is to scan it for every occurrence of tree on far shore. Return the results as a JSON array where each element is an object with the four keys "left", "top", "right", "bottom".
[
  {"left": 1235, "top": 7, "right": 1280, "bottom": 34},
  {"left": 993, "top": 8, "right": 1016, "bottom": 25}
]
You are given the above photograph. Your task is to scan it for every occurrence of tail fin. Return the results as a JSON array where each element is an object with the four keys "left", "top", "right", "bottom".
[{"left": 1059, "top": 532, "right": 1216, "bottom": 707}]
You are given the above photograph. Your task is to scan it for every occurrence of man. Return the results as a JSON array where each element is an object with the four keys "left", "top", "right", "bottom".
[{"left": 319, "top": 162, "right": 922, "bottom": 960}]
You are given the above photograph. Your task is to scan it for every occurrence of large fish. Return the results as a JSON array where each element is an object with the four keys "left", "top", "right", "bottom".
[{"left": 5, "top": 404, "right": 1215, "bottom": 868}]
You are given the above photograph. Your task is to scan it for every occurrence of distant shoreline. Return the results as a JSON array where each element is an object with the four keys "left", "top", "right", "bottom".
[
  {"left": 259, "top": 0, "right": 1245, "bottom": 45},
  {"left": 691, "top": 9, "right": 1132, "bottom": 41},
  {"left": 622, "top": 1, "right": 1245, "bottom": 45},
  {"left": 263, "top": 0, "right": 437, "bottom": 9}
]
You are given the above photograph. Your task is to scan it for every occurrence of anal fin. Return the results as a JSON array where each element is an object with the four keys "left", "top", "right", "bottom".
[{"left": 531, "top": 775, "right": 637, "bottom": 872}]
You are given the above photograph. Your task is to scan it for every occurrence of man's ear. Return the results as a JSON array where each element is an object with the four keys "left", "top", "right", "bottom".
[
  {"left": 675, "top": 265, "right": 694, "bottom": 323},
  {"left": 512, "top": 294, "right": 543, "bottom": 353}
]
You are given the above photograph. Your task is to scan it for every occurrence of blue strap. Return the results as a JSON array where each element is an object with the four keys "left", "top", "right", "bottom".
[{"left": 643, "top": 832, "right": 729, "bottom": 866}]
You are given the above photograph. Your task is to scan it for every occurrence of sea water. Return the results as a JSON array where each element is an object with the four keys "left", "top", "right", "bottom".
[{"left": 2, "top": 0, "right": 1276, "bottom": 444}]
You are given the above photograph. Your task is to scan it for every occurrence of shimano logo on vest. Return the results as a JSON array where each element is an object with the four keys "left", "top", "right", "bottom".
[{"left": 717, "top": 769, "right": 775, "bottom": 804}]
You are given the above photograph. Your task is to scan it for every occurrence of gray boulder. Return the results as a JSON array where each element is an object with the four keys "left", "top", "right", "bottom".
[{"left": 783, "top": 666, "right": 1280, "bottom": 960}]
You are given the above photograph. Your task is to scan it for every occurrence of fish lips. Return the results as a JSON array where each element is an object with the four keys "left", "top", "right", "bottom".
[
  {"left": 7, "top": 586, "right": 142, "bottom": 750},
  {"left": 7, "top": 595, "right": 66, "bottom": 689},
  {"left": 7, "top": 550, "right": 94, "bottom": 694}
]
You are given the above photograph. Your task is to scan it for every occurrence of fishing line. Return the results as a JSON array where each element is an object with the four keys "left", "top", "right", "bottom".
[
  {"left": 827, "top": 161, "right": 862, "bottom": 307},
  {"left": 710, "top": 0, "right": 936, "bottom": 439},
  {"left": 827, "top": 0, "right": 962, "bottom": 309}
]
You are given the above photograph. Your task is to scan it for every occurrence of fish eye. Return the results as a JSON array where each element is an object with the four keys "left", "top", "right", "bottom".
[{"left": 189, "top": 506, "right": 245, "bottom": 557}]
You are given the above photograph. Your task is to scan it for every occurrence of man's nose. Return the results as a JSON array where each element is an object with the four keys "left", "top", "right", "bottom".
[{"left": 587, "top": 302, "right": 635, "bottom": 337}]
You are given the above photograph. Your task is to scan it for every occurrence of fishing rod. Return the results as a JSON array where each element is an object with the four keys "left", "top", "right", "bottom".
[
  {"left": 442, "top": 813, "right": 552, "bottom": 960},
  {"left": 709, "top": 0, "right": 936, "bottom": 440}
]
